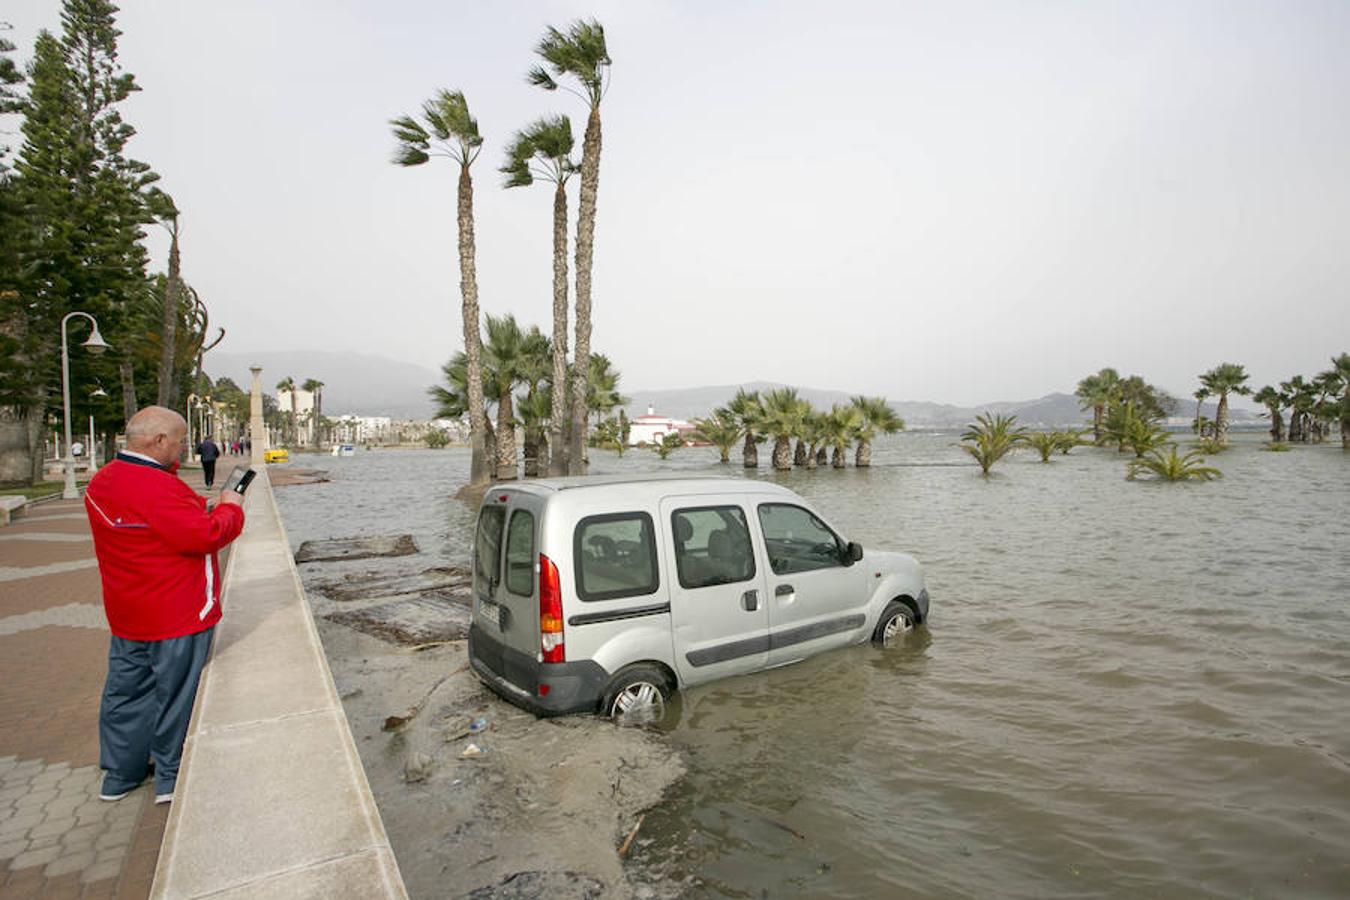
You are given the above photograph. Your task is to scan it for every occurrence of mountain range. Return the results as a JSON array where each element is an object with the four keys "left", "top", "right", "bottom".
[{"left": 205, "top": 351, "right": 1254, "bottom": 427}]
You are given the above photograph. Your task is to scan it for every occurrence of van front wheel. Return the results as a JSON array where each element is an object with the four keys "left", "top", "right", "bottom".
[
  {"left": 873, "top": 602, "right": 916, "bottom": 647},
  {"left": 602, "top": 665, "right": 671, "bottom": 726}
]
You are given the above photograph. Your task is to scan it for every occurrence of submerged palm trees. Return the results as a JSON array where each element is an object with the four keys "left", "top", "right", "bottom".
[
  {"left": 960, "top": 414, "right": 1023, "bottom": 476},
  {"left": 1198, "top": 363, "right": 1251, "bottom": 448}
]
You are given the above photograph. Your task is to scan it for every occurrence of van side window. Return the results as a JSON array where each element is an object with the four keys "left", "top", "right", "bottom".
[
  {"left": 574, "top": 512, "right": 659, "bottom": 602},
  {"left": 756, "top": 503, "right": 844, "bottom": 575},
  {"left": 671, "top": 506, "right": 756, "bottom": 589},
  {"left": 504, "top": 510, "right": 535, "bottom": 597},
  {"left": 474, "top": 505, "right": 506, "bottom": 594}
]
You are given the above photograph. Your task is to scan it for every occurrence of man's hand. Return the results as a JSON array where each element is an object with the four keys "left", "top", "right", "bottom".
[{"left": 217, "top": 490, "right": 243, "bottom": 508}]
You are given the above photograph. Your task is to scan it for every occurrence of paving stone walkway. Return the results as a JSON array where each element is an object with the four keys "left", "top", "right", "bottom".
[{"left": 0, "top": 458, "right": 241, "bottom": 900}]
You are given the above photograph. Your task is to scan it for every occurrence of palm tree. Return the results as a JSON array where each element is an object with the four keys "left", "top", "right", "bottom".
[
  {"left": 1127, "top": 447, "right": 1222, "bottom": 482},
  {"left": 727, "top": 389, "right": 765, "bottom": 469},
  {"left": 652, "top": 432, "right": 683, "bottom": 460},
  {"left": 276, "top": 377, "right": 297, "bottom": 447},
  {"left": 1333, "top": 353, "right": 1350, "bottom": 449},
  {"left": 1252, "top": 385, "right": 1285, "bottom": 443},
  {"left": 586, "top": 353, "right": 625, "bottom": 423},
  {"left": 482, "top": 313, "right": 537, "bottom": 480},
  {"left": 1075, "top": 368, "right": 1120, "bottom": 445},
  {"left": 759, "top": 388, "right": 809, "bottom": 471},
  {"left": 531, "top": 19, "right": 611, "bottom": 476},
  {"left": 502, "top": 115, "right": 577, "bottom": 476},
  {"left": 1198, "top": 363, "right": 1250, "bottom": 448},
  {"left": 302, "top": 378, "right": 324, "bottom": 447},
  {"left": 691, "top": 410, "right": 742, "bottom": 463},
  {"left": 851, "top": 395, "right": 905, "bottom": 467},
  {"left": 1191, "top": 387, "right": 1210, "bottom": 436},
  {"left": 391, "top": 89, "right": 490, "bottom": 485},
  {"left": 430, "top": 352, "right": 497, "bottom": 473},
  {"left": 960, "top": 413, "right": 1022, "bottom": 476},
  {"left": 824, "top": 405, "right": 861, "bottom": 469},
  {"left": 1281, "top": 376, "right": 1310, "bottom": 442},
  {"left": 1310, "top": 369, "right": 1341, "bottom": 443},
  {"left": 516, "top": 327, "right": 552, "bottom": 476},
  {"left": 1018, "top": 431, "right": 1060, "bottom": 463},
  {"left": 799, "top": 411, "right": 826, "bottom": 470}
]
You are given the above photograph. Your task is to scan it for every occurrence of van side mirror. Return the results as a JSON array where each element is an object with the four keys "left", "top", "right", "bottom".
[{"left": 846, "top": 542, "right": 863, "bottom": 564}]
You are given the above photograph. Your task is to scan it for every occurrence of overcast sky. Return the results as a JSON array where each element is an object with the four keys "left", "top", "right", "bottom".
[{"left": 6, "top": 1, "right": 1349, "bottom": 405}]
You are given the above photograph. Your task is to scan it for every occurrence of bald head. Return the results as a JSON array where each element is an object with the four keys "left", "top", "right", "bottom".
[{"left": 126, "top": 406, "right": 187, "bottom": 466}]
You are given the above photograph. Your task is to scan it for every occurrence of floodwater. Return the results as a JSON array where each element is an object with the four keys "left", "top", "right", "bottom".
[{"left": 274, "top": 434, "right": 1350, "bottom": 898}]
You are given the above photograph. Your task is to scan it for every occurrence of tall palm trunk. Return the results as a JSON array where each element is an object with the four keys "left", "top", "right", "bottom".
[
  {"left": 1215, "top": 393, "right": 1230, "bottom": 447},
  {"left": 831, "top": 445, "right": 846, "bottom": 468},
  {"left": 568, "top": 106, "right": 602, "bottom": 475},
  {"left": 1092, "top": 405, "right": 1105, "bottom": 445},
  {"left": 855, "top": 439, "right": 873, "bottom": 467},
  {"left": 457, "top": 165, "right": 490, "bottom": 485},
  {"left": 496, "top": 391, "right": 517, "bottom": 480},
  {"left": 548, "top": 182, "right": 570, "bottom": 476},
  {"left": 314, "top": 387, "right": 323, "bottom": 447},
  {"left": 156, "top": 226, "right": 180, "bottom": 408},
  {"left": 771, "top": 436, "right": 792, "bottom": 471},
  {"left": 793, "top": 439, "right": 807, "bottom": 467},
  {"left": 1267, "top": 406, "right": 1284, "bottom": 442},
  {"left": 741, "top": 432, "right": 758, "bottom": 469},
  {"left": 289, "top": 392, "right": 298, "bottom": 446}
]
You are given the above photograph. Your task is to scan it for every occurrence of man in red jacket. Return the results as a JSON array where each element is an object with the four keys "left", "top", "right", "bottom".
[{"left": 84, "top": 406, "right": 245, "bottom": 805}]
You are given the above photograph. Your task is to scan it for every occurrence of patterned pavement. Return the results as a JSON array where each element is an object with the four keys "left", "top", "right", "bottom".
[{"left": 0, "top": 458, "right": 240, "bottom": 900}]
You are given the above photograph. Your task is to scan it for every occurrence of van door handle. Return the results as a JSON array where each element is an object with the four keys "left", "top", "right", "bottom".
[
  {"left": 741, "top": 589, "right": 759, "bottom": 611},
  {"left": 775, "top": 584, "right": 794, "bottom": 597}
]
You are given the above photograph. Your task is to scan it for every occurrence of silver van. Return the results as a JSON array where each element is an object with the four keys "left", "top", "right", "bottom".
[{"left": 467, "top": 476, "right": 929, "bottom": 722}]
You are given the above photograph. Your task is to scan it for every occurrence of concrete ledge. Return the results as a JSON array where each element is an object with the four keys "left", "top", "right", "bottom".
[
  {"left": 152, "top": 471, "right": 407, "bottom": 899},
  {"left": 0, "top": 495, "right": 25, "bottom": 526}
]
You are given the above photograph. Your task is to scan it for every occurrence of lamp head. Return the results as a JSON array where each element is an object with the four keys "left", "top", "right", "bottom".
[{"left": 82, "top": 327, "right": 110, "bottom": 356}]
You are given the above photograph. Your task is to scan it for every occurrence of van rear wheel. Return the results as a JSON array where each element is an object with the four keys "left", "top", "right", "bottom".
[
  {"left": 602, "top": 665, "right": 672, "bottom": 726},
  {"left": 873, "top": 602, "right": 916, "bottom": 647}
]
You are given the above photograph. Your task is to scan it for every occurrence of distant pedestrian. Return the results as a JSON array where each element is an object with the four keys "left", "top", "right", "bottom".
[
  {"left": 197, "top": 436, "right": 220, "bottom": 489},
  {"left": 83, "top": 406, "right": 245, "bottom": 805}
]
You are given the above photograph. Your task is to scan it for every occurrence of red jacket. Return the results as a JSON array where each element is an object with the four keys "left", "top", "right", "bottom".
[{"left": 85, "top": 454, "right": 246, "bottom": 641}]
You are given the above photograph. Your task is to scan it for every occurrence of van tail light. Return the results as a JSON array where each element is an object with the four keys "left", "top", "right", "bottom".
[{"left": 539, "top": 553, "right": 565, "bottom": 663}]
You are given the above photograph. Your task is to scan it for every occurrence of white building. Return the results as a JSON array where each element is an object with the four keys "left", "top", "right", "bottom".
[
  {"left": 627, "top": 406, "right": 695, "bottom": 446},
  {"left": 332, "top": 414, "right": 393, "bottom": 444}
]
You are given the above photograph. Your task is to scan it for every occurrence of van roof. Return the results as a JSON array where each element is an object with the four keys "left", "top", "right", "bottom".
[{"left": 485, "top": 474, "right": 801, "bottom": 500}]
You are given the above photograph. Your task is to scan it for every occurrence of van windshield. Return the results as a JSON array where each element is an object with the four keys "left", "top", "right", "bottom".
[{"left": 474, "top": 505, "right": 506, "bottom": 595}]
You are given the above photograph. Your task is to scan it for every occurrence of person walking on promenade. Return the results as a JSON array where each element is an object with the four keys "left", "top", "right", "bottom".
[
  {"left": 197, "top": 434, "right": 220, "bottom": 489},
  {"left": 83, "top": 406, "right": 245, "bottom": 805}
]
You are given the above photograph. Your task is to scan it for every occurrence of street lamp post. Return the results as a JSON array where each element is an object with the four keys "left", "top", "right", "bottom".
[{"left": 61, "top": 312, "right": 110, "bottom": 499}]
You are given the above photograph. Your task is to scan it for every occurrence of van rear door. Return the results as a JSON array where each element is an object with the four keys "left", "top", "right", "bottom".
[
  {"left": 472, "top": 492, "right": 543, "bottom": 666},
  {"left": 660, "top": 496, "right": 770, "bottom": 686}
]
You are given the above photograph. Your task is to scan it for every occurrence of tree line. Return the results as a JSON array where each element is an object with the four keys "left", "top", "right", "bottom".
[
  {"left": 391, "top": 19, "right": 610, "bottom": 487},
  {"left": 0, "top": 1, "right": 216, "bottom": 485},
  {"left": 684, "top": 388, "right": 904, "bottom": 471},
  {"left": 429, "top": 312, "right": 624, "bottom": 478}
]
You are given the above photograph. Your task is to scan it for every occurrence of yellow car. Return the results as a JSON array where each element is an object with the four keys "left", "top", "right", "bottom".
[{"left": 263, "top": 448, "right": 289, "bottom": 463}]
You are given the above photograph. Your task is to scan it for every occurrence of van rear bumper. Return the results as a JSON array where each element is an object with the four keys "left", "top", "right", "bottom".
[{"left": 468, "top": 623, "right": 609, "bottom": 717}]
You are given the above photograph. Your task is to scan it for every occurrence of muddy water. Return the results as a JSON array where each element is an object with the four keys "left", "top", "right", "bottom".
[{"left": 274, "top": 436, "right": 1350, "bottom": 898}]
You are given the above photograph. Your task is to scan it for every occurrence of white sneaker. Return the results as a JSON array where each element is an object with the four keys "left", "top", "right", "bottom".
[
  {"left": 99, "top": 790, "right": 131, "bottom": 802},
  {"left": 154, "top": 792, "right": 173, "bottom": 805}
]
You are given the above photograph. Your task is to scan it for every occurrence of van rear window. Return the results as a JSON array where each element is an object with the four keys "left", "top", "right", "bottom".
[
  {"left": 574, "top": 512, "right": 659, "bottom": 602},
  {"left": 474, "top": 505, "right": 506, "bottom": 594}
]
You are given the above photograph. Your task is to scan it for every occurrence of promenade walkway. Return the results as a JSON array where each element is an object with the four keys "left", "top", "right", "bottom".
[{"left": 0, "top": 457, "right": 241, "bottom": 900}]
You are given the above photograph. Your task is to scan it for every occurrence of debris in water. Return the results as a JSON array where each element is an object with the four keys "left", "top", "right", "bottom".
[
  {"left": 461, "top": 742, "right": 485, "bottom": 758},
  {"left": 310, "top": 565, "right": 472, "bottom": 602},
  {"left": 763, "top": 817, "right": 806, "bottom": 840},
  {"left": 469, "top": 717, "right": 489, "bottom": 734},
  {"left": 382, "top": 673, "right": 454, "bottom": 732},
  {"left": 404, "top": 751, "right": 434, "bottom": 783},
  {"left": 329, "top": 596, "right": 470, "bottom": 645},
  {"left": 294, "top": 534, "right": 419, "bottom": 563},
  {"left": 617, "top": 814, "right": 645, "bottom": 858}
]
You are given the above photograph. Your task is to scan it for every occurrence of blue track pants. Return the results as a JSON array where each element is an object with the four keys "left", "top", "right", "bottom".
[{"left": 99, "top": 627, "right": 214, "bottom": 796}]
